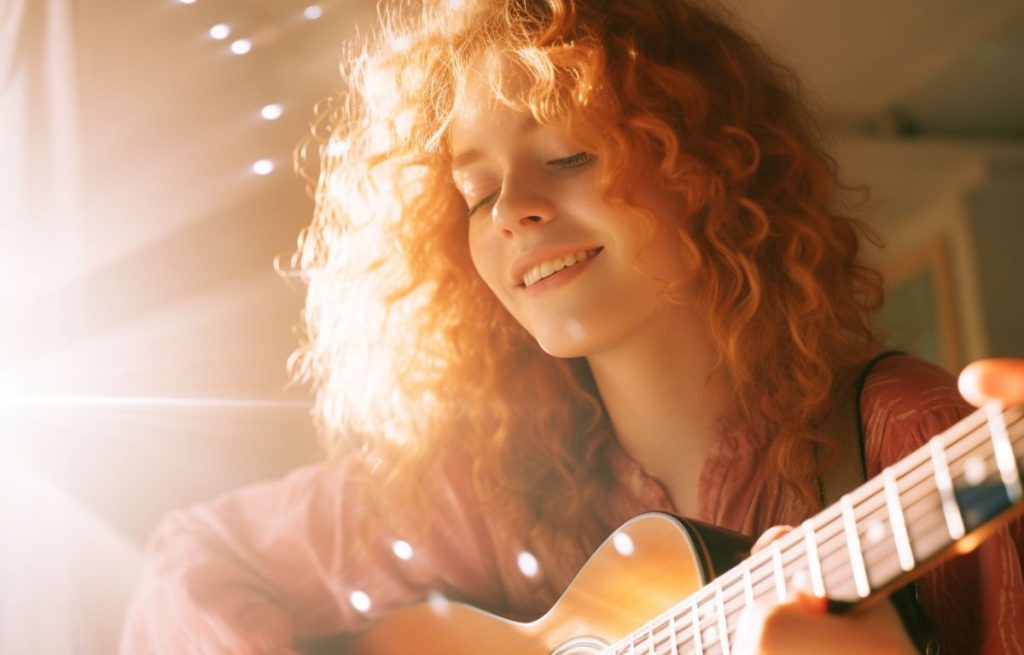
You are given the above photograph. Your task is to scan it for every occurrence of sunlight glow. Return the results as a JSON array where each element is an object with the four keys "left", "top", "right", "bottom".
[
  {"left": 612, "top": 532, "right": 635, "bottom": 556},
  {"left": 427, "top": 590, "right": 450, "bottom": 616},
  {"left": 326, "top": 137, "right": 349, "bottom": 158},
  {"left": 349, "top": 590, "right": 372, "bottom": 612},
  {"left": 391, "top": 540, "right": 414, "bottom": 560},
  {"left": 0, "top": 393, "right": 311, "bottom": 410},
  {"left": 517, "top": 551, "right": 540, "bottom": 577},
  {"left": 1, "top": 449, "right": 143, "bottom": 653}
]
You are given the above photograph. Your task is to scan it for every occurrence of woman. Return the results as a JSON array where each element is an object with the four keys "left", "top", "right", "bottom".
[{"left": 121, "top": 1, "right": 1024, "bottom": 652}]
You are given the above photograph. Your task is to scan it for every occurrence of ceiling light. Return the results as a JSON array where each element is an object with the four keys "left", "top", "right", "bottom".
[
  {"left": 230, "top": 38, "right": 252, "bottom": 55},
  {"left": 260, "top": 104, "right": 283, "bottom": 121},
  {"left": 209, "top": 24, "right": 230, "bottom": 40},
  {"left": 303, "top": 5, "right": 323, "bottom": 20},
  {"left": 252, "top": 159, "right": 274, "bottom": 175}
]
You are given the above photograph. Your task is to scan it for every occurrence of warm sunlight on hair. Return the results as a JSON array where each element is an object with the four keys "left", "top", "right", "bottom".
[{"left": 288, "top": 0, "right": 883, "bottom": 567}]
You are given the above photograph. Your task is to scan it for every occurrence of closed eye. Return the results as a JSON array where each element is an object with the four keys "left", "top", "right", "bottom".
[
  {"left": 547, "top": 152, "right": 595, "bottom": 169},
  {"left": 463, "top": 152, "right": 594, "bottom": 218},
  {"left": 466, "top": 191, "right": 498, "bottom": 218}
]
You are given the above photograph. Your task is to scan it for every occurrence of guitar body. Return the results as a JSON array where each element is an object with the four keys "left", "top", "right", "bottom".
[{"left": 344, "top": 513, "right": 751, "bottom": 655}]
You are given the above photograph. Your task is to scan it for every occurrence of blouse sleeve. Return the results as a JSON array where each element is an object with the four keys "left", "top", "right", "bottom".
[
  {"left": 119, "top": 455, "right": 506, "bottom": 654},
  {"left": 861, "top": 354, "right": 1024, "bottom": 655}
]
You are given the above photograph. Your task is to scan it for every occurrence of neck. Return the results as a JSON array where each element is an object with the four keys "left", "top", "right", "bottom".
[{"left": 586, "top": 303, "right": 726, "bottom": 517}]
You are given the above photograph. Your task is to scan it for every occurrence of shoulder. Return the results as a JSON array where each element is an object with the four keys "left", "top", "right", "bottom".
[{"left": 859, "top": 353, "right": 974, "bottom": 474}]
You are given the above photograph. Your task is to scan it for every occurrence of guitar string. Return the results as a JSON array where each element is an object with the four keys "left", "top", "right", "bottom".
[
  {"left": 710, "top": 410, "right": 1024, "bottom": 653},
  {"left": 743, "top": 406, "right": 1021, "bottom": 602},
  {"left": 805, "top": 409, "right": 1023, "bottom": 599},
  {"left": 726, "top": 410, "right": 1024, "bottom": 626},
  {"left": 802, "top": 413, "right": 1024, "bottom": 609},
  {"left": 699, "top": 411, "right": 996, "bottom": 627},
  {"left": 605, "top": 407, "right": 1024, "bottom": 655}
]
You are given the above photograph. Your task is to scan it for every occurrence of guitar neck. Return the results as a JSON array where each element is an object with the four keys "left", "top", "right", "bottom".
[{"left": 607, "top": 402, "right": 1024, "bottom": 655}]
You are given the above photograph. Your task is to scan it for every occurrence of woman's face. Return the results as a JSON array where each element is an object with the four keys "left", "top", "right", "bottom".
[{"left": 449, "top": 78, "right": 698, "bottom": 358}]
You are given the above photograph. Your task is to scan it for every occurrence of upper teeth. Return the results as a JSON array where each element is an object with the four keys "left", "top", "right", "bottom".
[{"left": 523, "top": 249, "right": 598, "bottom": 287}]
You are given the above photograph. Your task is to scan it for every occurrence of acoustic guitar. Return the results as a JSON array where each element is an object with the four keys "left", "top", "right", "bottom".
[{"left": 319, "top": 401, "right": 1023, "bottom": 654}]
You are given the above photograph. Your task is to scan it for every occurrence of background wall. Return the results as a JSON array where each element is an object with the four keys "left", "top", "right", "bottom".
[{"left": 1, "top": 0, "right": 1022, "bottom": 651}]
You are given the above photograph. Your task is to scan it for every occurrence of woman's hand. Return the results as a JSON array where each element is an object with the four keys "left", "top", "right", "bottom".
[
  {"left": 958, "top": 358, "right": 1024, "bottom": 407},
  {"left": 733, "top": 526, "right": 918, "bottom": 655}
]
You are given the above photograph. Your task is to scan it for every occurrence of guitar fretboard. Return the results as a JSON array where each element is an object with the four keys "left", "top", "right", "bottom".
[{"left": 604, "top": 402, "right": 1024, "bottom": 655}]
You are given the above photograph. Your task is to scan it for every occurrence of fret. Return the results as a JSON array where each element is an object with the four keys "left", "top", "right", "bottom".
[
  {"left": 860, "top": 491, "right": 916, "bottom": 592},
  {"left": 742, "top": 563, "right": 754, "bottom": 608},
  {"left": 883, "top": 467, "right": 915, "bottom": 572},
  {"left": 889, "top": 449, "right": 950, "bottom": 565},
  {"left": 841, "top": 494, "right": 870, "bottom": 598},
  {"left": 802, "top": 519, "right": 826, "bottom": 596},
  {"left": 715, "top": 586, "right": 731, "bottom": 655},
  {"left": 691, "top": 600, "right": 704, "bottom": 655},
  {"left": 771, "top": 542, "right": 786, "bottom": 601},
  {"left": 985, "top": 401, "right": 1023, "bottom": 503},
  {"left": 929, "top": 437, "right": 966, "bottom": 539},
  {"left": 668, "top": 610, "right": 679, "bottom": 654}
]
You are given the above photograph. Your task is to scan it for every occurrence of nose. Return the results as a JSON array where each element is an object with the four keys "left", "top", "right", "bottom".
[{"left": 490, "top": 171, "right": 556, "bottom": 239}]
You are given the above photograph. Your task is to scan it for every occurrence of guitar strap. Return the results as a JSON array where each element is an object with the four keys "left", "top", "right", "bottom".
[{"left": 819, "top": 350, "right": 940, "bottom": 655}]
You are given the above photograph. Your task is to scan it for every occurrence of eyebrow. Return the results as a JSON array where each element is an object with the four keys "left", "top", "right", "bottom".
[{"left": 450, "top": 117, "right": 542, "bottom": 171}]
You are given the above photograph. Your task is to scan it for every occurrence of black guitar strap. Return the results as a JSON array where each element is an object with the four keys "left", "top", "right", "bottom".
[{"left": 819, "top": 351, "right": 940, "bottom": 655}]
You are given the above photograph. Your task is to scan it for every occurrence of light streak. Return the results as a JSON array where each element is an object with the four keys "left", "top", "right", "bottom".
[{"left": 0, "top": 393, "right": 312, "bottom": 410}]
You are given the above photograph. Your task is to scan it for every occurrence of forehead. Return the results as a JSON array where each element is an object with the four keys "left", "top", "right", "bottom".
[
  {"left": 448, "top": 54, "right": 535, "bottom": 153},
  {"left": 450, "top": 86, "right": 523, "bottom": 148}
]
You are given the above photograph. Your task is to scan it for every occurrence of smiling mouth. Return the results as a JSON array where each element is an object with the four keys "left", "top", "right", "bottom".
[{"left": 522, "top": 248, "right": 602, "bottom": 287}]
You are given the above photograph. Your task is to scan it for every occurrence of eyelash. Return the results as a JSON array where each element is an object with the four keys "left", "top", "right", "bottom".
[
  {"left": 464, "top": 152, "right": 595, "bottom": 217},
  {"left": 466, "top": 192, "right": 498, "bottom": 218},
  {"left": 549, "top": 151, "right": 595, "bottom": 169}
]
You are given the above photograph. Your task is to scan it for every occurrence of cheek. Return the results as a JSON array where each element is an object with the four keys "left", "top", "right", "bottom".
[{"left": 466, "top": 221, "right": 501, "bottom": 292}]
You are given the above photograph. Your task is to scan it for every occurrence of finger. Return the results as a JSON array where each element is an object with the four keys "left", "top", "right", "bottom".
[
  {"left": 959, "top": 359, "right": 1024, "bottom": 407},
  {"left": 793, "top": 591, "right": 828, "bottom": 613},
  {"left": 733, "top": 593, "right": 826, "bottom": 655},
  {"left": 744, "top": 594, "right": 904, "bottom": 655},
  {"left": 751, "top": 525, "right": 794, "bottom": 554}
]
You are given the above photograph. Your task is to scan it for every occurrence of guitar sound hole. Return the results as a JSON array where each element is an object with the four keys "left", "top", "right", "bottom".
[{"left": 550, "top": 636, "right": 608, "bottom": 655}]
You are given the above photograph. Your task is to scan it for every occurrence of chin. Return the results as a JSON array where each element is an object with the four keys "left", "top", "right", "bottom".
[{"left": 531, "top": 323, "right": 592, "bottom": 360}]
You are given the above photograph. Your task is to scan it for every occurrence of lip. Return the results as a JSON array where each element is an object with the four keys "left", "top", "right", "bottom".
[{"left": 509, "top": 244, "right": 603, "bottom": 288}]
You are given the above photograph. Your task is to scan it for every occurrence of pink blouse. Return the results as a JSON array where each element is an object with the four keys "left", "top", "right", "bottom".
[{"left": 120, "top": 355, "right": 1024, "bottom": 653}]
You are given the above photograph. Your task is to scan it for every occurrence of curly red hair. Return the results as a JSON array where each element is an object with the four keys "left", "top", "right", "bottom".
[{"left": 291, "top": 0, "right": 882, "bottom": 572}]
